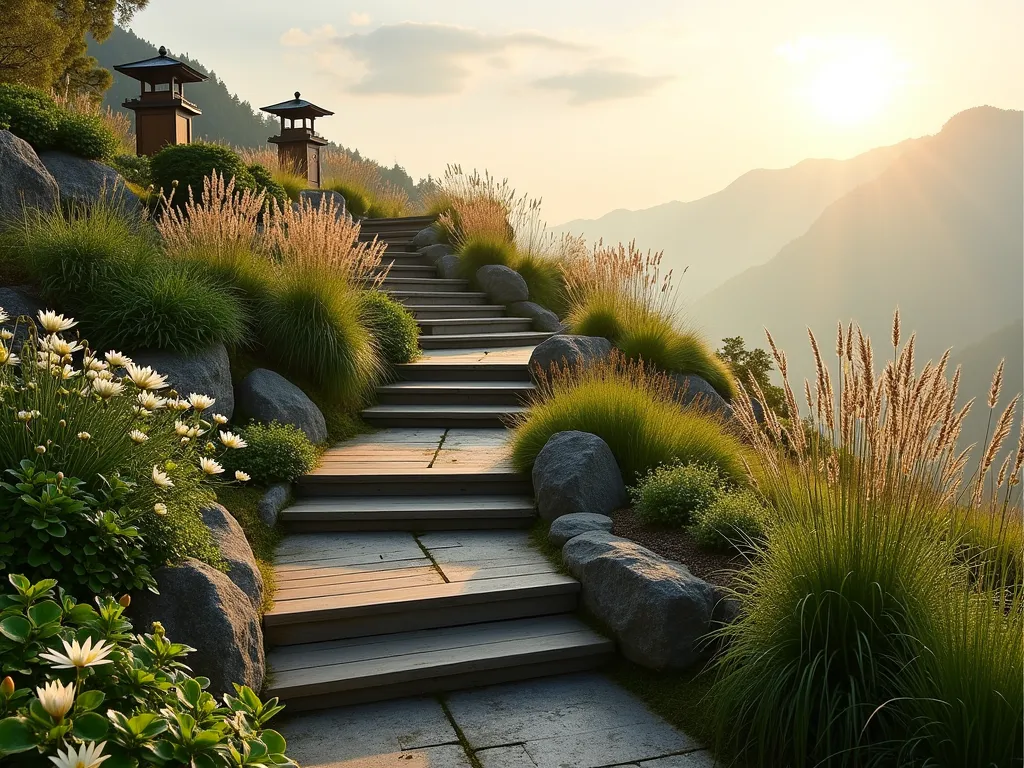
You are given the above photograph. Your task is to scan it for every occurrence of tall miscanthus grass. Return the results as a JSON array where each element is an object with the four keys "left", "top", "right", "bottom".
[
  {"left": 710, "top": 310, "right": 1023, "bottom": 767},
  {"left": 423, "top": 164, "right": 517, "bottom": 224},
  {"left": 321, "top": 149, "right": 410, "bottom": 218},
  {"left": 511, "top": 351, "right": 747, "bottom": 485}
]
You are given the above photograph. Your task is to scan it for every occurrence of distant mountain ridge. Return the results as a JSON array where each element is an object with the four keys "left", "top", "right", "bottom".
[{"left": 555, "top": 141, "right": 914, "bottom": 300}]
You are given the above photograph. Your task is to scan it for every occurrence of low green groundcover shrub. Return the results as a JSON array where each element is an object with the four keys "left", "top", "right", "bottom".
[
  {"left": 52, "top": 111, "right": 119, "bottom": 161},
  {"left": 151, "top": 143, "right": 256, "bottom": 202},
  {"left": 360, "top": 291, "right": 420, "bottom": 367},
  {"left": 0, "top": 575, "right": 297, "bottom": 766},
  {"left": 246, "top": 163, "right": 288, "bottom": 209},
  {"left": 221, "top": 422, "right": 318, "bottom": 485},
  {"left": 109, "top": 154, "right": 151, "bottom": 188},
  {"left": 0, "top": 84, "right": 61, "bottom": 150},
  {"left": 512, "top": 353, "right": 746, "bottom": 485},
  {"left": 0, "top": 307, "right": 251, "bottom": 598},
  {"left": 690, "top": 490, "right": 767, "bottom": 551},
  {"left": 631, "top": 462, "right": 726, "bottom": 527}
]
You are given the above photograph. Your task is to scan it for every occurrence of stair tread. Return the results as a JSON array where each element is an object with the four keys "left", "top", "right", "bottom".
[
  {"left": 381, "top": 277, "right": 468, "bottom": 285},
  {"left": 283, "top": 495, "right": 535, "bottom": 515},
  {"left": 389, "top": 291, "right": 488, "bottom": 298},
  {"left": 417, "top": 317, "right": 530, "bottom": 326},
  {"left": 376, "top": 381, "right": 533, "bottom": 392},
  {"left": 362, "top": 404, "right": 525, "bottom": 414},
  {"left": 419, "top": 331, "right": 553, "bottom": 342},
  {"left": 266, "top": 615, "right": 610, "bottom": 697}
]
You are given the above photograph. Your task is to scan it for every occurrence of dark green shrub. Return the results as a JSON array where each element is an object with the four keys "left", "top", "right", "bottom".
[
  {"left": 259, "top": 265, "right": 380, "bottom": 399},
  {"left": 458, "top": 236, "right": 516, "bottom": 280},
  {"left": 0, "top": 462, "right": 154, "bottom": 600},
  {"left": 631, "top": 462, "right": 726, "bottom": 527},
  {"left": 108, "top": 153, "right": 151, "bottom": 187},
  {"left": 222, "top": 422, "right": 319, "bottom": 483},
  {"left": 150, "top": 142, "right": 256, "bottom": 202},
  {"left": 247, "top": 162, "right": 288, "bottom": 208},
  {"left": 690, "top": 490, "right": 767, "bottom": 550},
  {"left": 0, "top": 576, "right": 296, "bottom": 766},
  {"left": 53, "top": 111, "right": 119, "bottom": 161},
  {"left": 0, "top": 84, "right": 60, "bottom": 149},
  {"left": 360, "top": 290, "right": 420, "bottom": 366}
]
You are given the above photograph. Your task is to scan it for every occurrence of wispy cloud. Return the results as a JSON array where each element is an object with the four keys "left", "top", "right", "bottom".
[
  {"left": 280, "top": 24, "right": 337, "bottom": 47},
  {"left": 534, "top": 67, "right": 673, "bottom": 104},
  {"left": 349, "top": 11, "right": 371, "bottom": 27}
]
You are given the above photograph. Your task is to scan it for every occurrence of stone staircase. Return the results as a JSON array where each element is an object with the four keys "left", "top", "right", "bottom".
[{"left": 260, "top": 216, "right": 611, "bottom": 714}]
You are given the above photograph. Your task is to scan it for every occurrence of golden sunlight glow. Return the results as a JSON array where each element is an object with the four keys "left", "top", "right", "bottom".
[{"left": 808, "top": 43, "right": 901, "bottom": 124}]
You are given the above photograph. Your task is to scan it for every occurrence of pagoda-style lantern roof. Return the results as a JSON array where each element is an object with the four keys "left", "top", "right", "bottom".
[
  {"left": 260, "top": 92, "right": 334, "bottom": 120},
  {"left": 114, "top": 46, "right": 208, "bottom": 84}
]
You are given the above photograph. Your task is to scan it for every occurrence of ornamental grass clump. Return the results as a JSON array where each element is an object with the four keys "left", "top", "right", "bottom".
[
  {"left": 359, "top": 291, "right": 420, "bottom": 367},
  {"left": 0, "top": 308, "right": 251, "bottom": 598},
  {"left": 709, "top": 311, "right": 1023, "bottom": 767},
  {"left": 321, "top": 149, "right": 410, "bottom": 218},
  {"left": 0, "top": 575, "right": 296, "bottom": 766},
  {"left": 511, "top": 352, "right": 747, "bottom": 485}
]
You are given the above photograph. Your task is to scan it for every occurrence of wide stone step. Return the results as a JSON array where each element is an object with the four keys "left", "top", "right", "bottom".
[
  {"left": 406, "top": 304, "right": 507, "bottom": 320},
  {"left": 394, "top": 361, "right": 531, "bottom": 382},
  {"left": 360, "top": 404, "right": 525, "bottom": 428},
  {"left": 296, "top": 467, "right": 531, "bottom": 497},
  {"left": 419, "top": 331, "right": 555, "bottom": 350},
  {"left": 375, "top": 381, "right": 534, "bottom": 407},
  {"left": 279, "top": 494, "right": 536, "bottom": 532},
  {"left": 359, "top": 215, "right": 436, "bottom": 231},
  {"left": 265, "top": 615, "right": 612, "bottom": 711},
  {"left": 418, "top": 317, "right": 533, "bottom": 336},
  {"left": 375, "top": 264, "right": 436, "bottom": 279},
  {"left": 389, "top": 291, "right": 490, "bottom": 306},
  {"left": 379, "top": 251, "right": 427, "bottom": 264},
  {"left": 359, "top": 229, "right": 421, "bottom": 240},
  {"left": 381, "top": 277, "right": 470, "bottom": 293}
]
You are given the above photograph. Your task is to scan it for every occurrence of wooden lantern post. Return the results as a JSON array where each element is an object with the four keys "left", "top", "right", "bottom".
[
  {"left": 261, "top": 92, "right": 334, "bottom": 188},
  {"left": 114, "top": 46, "right": 208, "bottom": 157}
]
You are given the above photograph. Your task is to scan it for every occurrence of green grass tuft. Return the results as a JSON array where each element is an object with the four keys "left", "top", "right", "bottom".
[
  {"left": 457, "top": 235, "right": 517, "bottom": 280},
  {"left": 324, "top": 181, "right": 370, "bottom": 218},
  {"left": 360, "top": 290, "right": 420, "bottom": 367},
  {"left": 215, "top": 484, "right": 283, "bottom": 615},
  {"left": 514, "top": 251, "right": 567, "bottom": 316}
]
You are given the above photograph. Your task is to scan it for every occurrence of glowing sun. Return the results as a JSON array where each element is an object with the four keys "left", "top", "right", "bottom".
[{"left": 808, "top": 44, "right": 901, "bottom": 124}]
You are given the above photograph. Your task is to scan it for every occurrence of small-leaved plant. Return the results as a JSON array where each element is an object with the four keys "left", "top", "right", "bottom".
[{"left": 631, "top": 462, "right": 727, "bottom": 527}]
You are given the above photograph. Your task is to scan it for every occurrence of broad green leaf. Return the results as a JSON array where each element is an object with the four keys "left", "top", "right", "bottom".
[
  {"left": 72, "top": 712, "right": 109, "bottom": 741},
  {"left": 0, "top": 616, "right": 31, "bottom": 643},
  {"left": 0, "top": 717, "right": 36, "bottom": 754},
  {"left": 74, "top": 690, "right": 105, "bottom": 713},
  {"left": 261, "top": 729, "right": 286, "bottom": 755},
  {"left": 27, "top": 600, "right": 62, "bottom": 627}
]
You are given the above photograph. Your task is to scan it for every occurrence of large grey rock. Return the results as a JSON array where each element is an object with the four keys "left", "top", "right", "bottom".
[
  {"left": 235, "top": 368, "right": 327, "bottom": 443},
  {"left": 0, "top": 130, "right": 57, "bottom": 223},
  {"left": 0, "top": 287, "right": 45, "bottom": 349},
  {"left": 436, "top": 253, "right": 462, "bottom": 280},
  {"left": 548, "top": 513, "right": 614, "bottom": 547},
  {"left": 507, "top": 301, "right": 562, "bottom": 332},
  {"left": 412, "top": 226, "right": 441, "bottom": 249},
  {"left": 132, "top": 343, "right": 234, "bottom": 420},
  {"left": 563, "top": 531, "right": 717, "bottom": 669},
  {"left": 258, "top": 483, "right": 290, "bottom": 527},
  {"left": 38, "top": 151, "right": 140, "bottom": 214},
  {"left": 532, "top": 431, "right": 627, "bottom": 522},
  {"left": 200, "top": 503, "right": 264, "bottom": 610},
  {"left": 130, "top": 558, "right": 264, "bottom": 695},
  {"left": 299, "top": 189, "right": 347, "bottom": 219},
  {"left": 529, "top": 334, "right": 613, "bottom": 381},
  {"left": 671, "top": 374, "right": 732, "bottom": 419},
  {"left": 475, "top": 265, "right": 528, "bottom": 304},
  {"left": 419, "top": 243, "right": 453, "bottom": 263}
]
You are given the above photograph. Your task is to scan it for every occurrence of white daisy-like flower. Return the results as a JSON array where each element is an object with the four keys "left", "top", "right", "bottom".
[
  {"left": 36, "top": 679, "right": 75, "bottom": 720},
  {"left": 104, "top": 350, "right": 131, "bottom": 367},
  {"left": 199, "top": 457, "right": 224, "bottom": 476},
  {"left": 166, "top": 398, "right": 191, "bottom": 411},
  {"left": 90, "top": 378, "right": 123, "bottom": 399},
  {"left": 0, "top": 308, "right": 7, "bottom": 324},
  {"left": 188, "top": 393, "right": 215, "bottom": 411},
  {"left": 42, "top": 335, "right": 83, "bottom": 358},
  {"left": 137, "top": 392, "right": 166, "bottom": 411},
  {"left": 124, "top": 364, "right": 168, "bottom": 391},
  {"left": 234, "top": 470, "right": 251, "bottom": 482},
  {"left": 218, "top": 431, "right": 247, "bottom": 449},
  {"left": 128, "top": 429, "right": 148, "bottom": 444},
  {"left": 0, "top": 328, "right": 11, "bottom": 340},
  {"left": 37, "top": 310, "right": 76, "bottom": 334},
  {"left": 0, "top": 350, "right": 19, "bottom": 366},
  {"left": 95, "top": 369, "right": 114, "bottom": 381},
  {"left": 39, "top": 637, "right": 114, "bottom": 669},
  {"left": 180, "top": 436, "right": 190, "bottom": 444},
  {"left": 77, "top": 432, "right": 91, "bottom": 441},
  {"left": 16, "top": 410, "right": 33, "bottom": 422},
  {"left": 153, "top": 503, "right": 168, "bottom": 516},
  {"left": 174, "top": 420, "right": 190, "bottom": 436},
  {"left": 212, "top": 413, "right": 228, "bottom": 425},
  {"left": 47, "top": 740, "right": 110, "bottom": 768},
  {"left": 58, "top": 364, "right": 79, "bottom": 380},
  {"left": 83, "top": 357, "right": 108, "bottom": 372},
  {"left": 151, "top": 465, "right": 174, "bottom": 489}
]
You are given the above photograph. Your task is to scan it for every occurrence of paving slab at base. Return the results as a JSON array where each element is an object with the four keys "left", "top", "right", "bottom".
[
  {"left": 445, "top": 673, "right": 700, "bottom": 768},
  {"left": 279, "top": 697, "right": 472, "bottom": 767}
]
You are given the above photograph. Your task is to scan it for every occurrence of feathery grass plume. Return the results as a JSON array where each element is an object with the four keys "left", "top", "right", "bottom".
[
  {"left": 511, "top": 350, "right": 747, "bottom": 484},
  {"left": 263, "top": 193, "right": 387, "bottom": 285},
  {"left": 715, "top": 312, "right": 1023, "bottom": 767},
  {"left": 423, "top": 164, "right": 517, "bottom": 224},
  {"left": 321, "top": 149, "right": 410, "bottom": 218}
]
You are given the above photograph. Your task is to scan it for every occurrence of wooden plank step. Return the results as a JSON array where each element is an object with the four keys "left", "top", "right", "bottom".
[
  {"left": 419, "top": 331, "right": 555, "bottom": 349},
  {"left": 360, "top": 404, "right": 525, "bottom": 428},
  {"left": 374, "top": 264, "right": 436, "bottom": 278},
  {"left": 279, "top": 495, "right": 536, "bottom": 532},
  {"left": 359, "top": 229, "right": 421, "bottom": 239},
  {"left": 265, "top": 615, "right": 612, "bottom": 711},
  {"left": 394, "top": 361, "right": 530, "bottom": 382},
  {"left": 359, "top": 216, "right": 436, "bottom": 229},
  {"left": 406, "top": 304, "right": 507, "bottom": 320},
  {"left": 417, "top": 317, "right": 533, "bottom": 336},
  {"left": 296, "top": 468, "right": 531, "bottom": 497},
  {"left": 375, "top": 381, "right": 534, "bottom": 407},
  {"left": 389, "top": 290, "right": 490, "bottom": 306},
  {"left": 264, "top": 569, "right": 581, "bottom": 645},
  {"left": 381, "top": 277, "right": 469, "bottom": 292}
]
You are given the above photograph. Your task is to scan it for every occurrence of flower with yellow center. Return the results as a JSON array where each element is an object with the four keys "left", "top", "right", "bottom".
[
  {"left": 212, "top": 413, "right": 228, "bottom": 425},
  {"left": 43, "top": 336, "right": 83, "bottom": 358},
  {"left": 0, "top": 328, "right": 11, "bottom": 340},
  {"left": 166, "top": 398, "right": 191, "bottom": 411},
  {"left": 199, "top": 457, "right": 224, "bottom": 476},
  {"left": 174, "top": 420, "right": 190, "bottom": 436},
  {"left": 39, "top": 637, "right": 114, "bottom": 669},
  {"left": 90, "top": 379, "right": 123, "bottom": 399},
  {"left": 151, "top": 465, "right": 174, "bottom": 489},
  {"left": 47, "top": 740, "right": 110, "bottom": 768},
  {"left": 137, "top": 392, "right": 166, "bottom": 411},
  {"left": 128, "top": 429, "right": 148, "bottom": 444},
  {"left": 188, "top": 393, "right": 216, "bottom": 411},
  {"left": 153, "top": 503, "right": 168, "bottom": 516},
  {"left": 37, "top": 310, "right": 76, "bottom": 334},
  {"left": 35, "top": 679, "right": 75, "bottom": 720},
  {"left": 77, "top": 432, "right": 91, "bottom": 441},
  {"left": 234, "top": 470, "right": 251, "bottom": 482},
  {"left": 82, "top": 355, "right": 107, "bottom": 372},
  {"left": 104, "top": 351, "right": 131, "bottom": 367},
  {"left": 124, "top": 363, "right": 167, "bottom": 391},
  {"left": 218, "top": 431, "right": 247, "bottom": 449}
]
